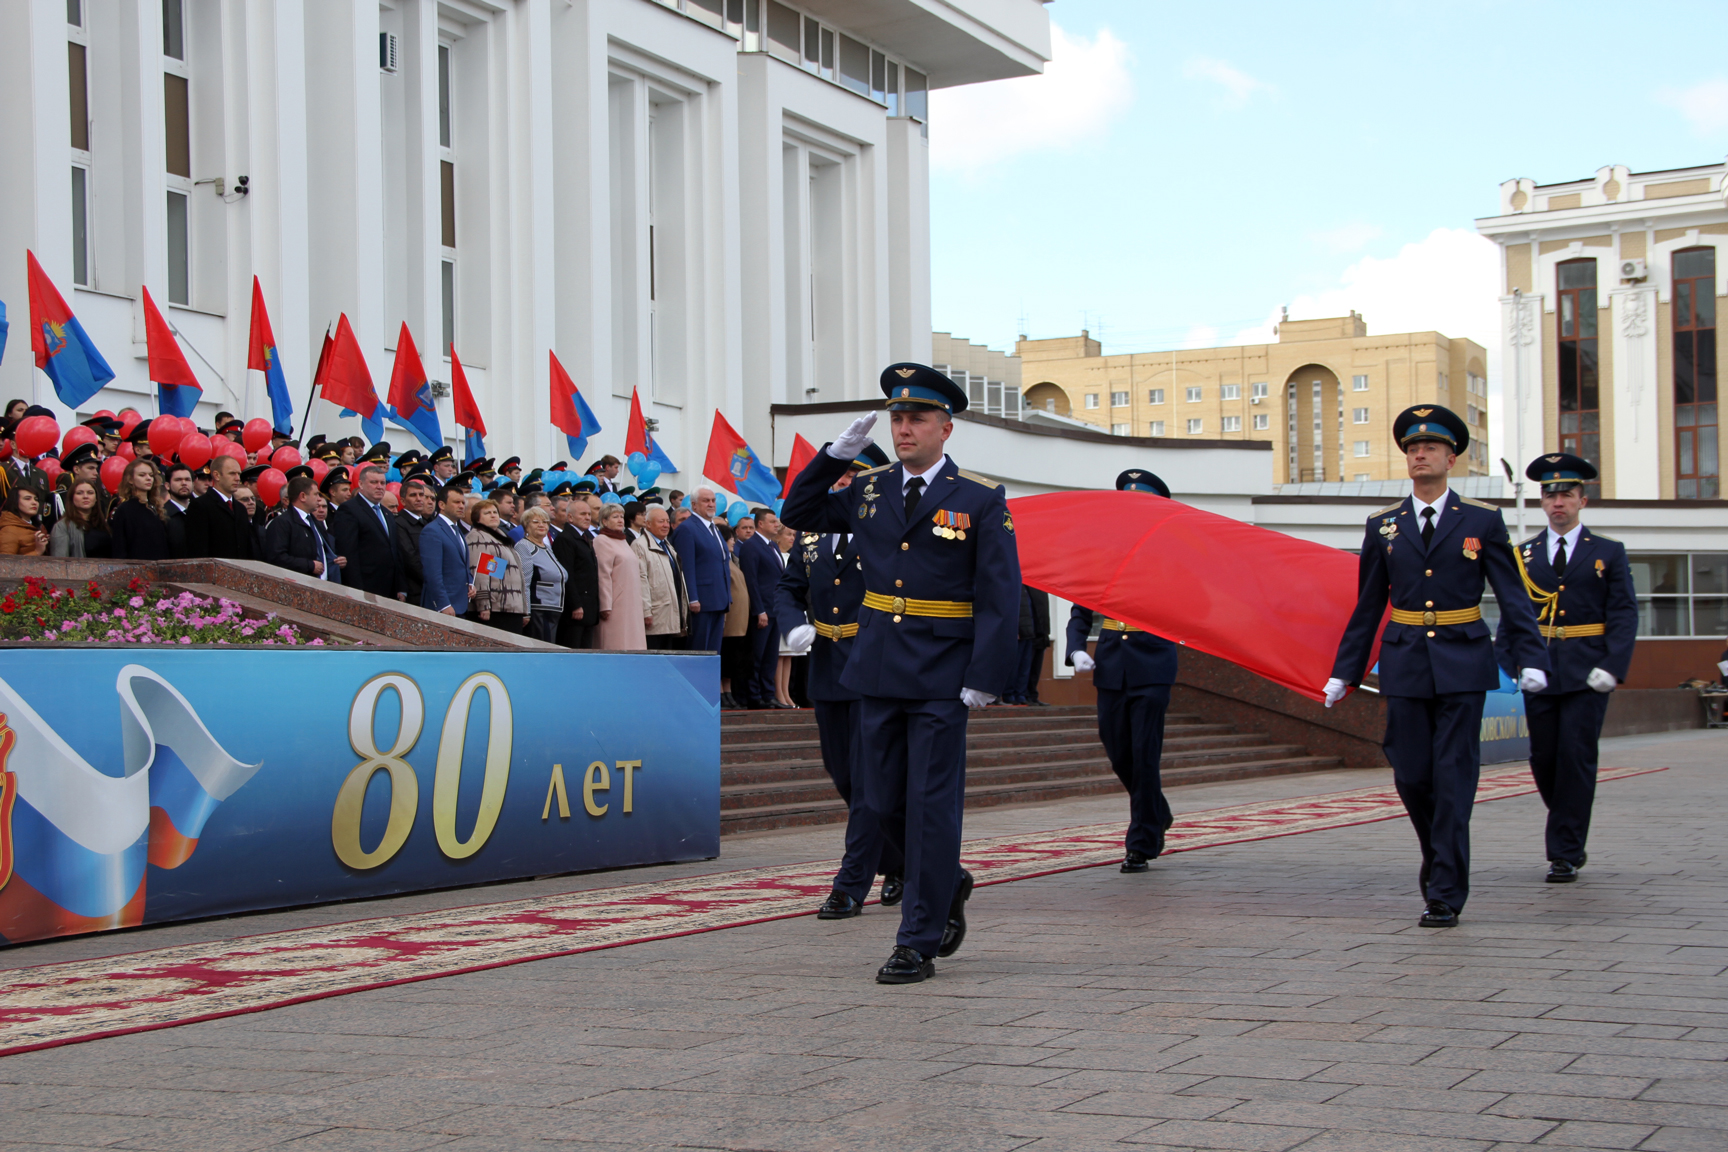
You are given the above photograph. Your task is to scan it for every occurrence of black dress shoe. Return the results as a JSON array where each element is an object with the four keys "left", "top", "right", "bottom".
[
  {"left": 817, "top": 891, "right": 863, "bottom": 919},
  {"left": 1419, "top": 899, "right": 1458, "bottom": 927},
  {"left": 875, "top": 945, "right": 934, "bottom": 984},
  {"left": 768, "top": 700, "right": 795, "bottom": 709},
  {"left": 1121, "top": 851, "right": 1150, "bottom": 874},
  {"left": 936, "top": 869, "right": 974, "bottom": 958},
  {"left": 1546, "top": 859, "right": 1578, "bottom": 883},
  {"left": 879, "top": 874, "right": 904, "bottom": 906},
  {"left": 721, "top": 693, "right": 745, "bottom": 711}
]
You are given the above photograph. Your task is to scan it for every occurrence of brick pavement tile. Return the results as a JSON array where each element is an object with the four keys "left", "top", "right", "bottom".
[
  {"left": 1636, "top": 1128, "right": 1725, "bottom": 1152},
  {"left": 928, "top": 1063, "right": 1090, "bottom": 1088},
  {"left": 1159, "top": 1037, "right": 1438, "bottom": 1066},
  {"left": 1055, "top": 1092, "right": 1240, "bottom": 1121},
  {"left": 1157, "top": 1057, "right": 1340, "bottom": 1082},
  {"left": 5, "top": 1111, "right": 325, "bottom": 1151},
  {"left": 1286, "top": 1133, "right": 1495, "bottom": 1152},
  {"left": 1175, "top": 1075, "right": 1350, "bottom": 1103},
  {"left": 1305, "top": 1062, "right": 1475, "bottom": 1089},
  {"left": 237, "top": 1129, "right": 457, "bottom": 1152},
  {"left": 1534, "top": 1120, "right": 1659, "bottom": 1148},
  {"left": 1635, "top": 1081, "right": 1728, "bottom": 1106},
  {"left": 1118, "top": 1117, "right": 1319, "bottom": 1150},
  {"left": 1452, "top": 1071, "right": 1654, "bottom": 1099},
  {"left": 1418, "top": 1049, "right": 1583, "bottom": 1073},
  {"left": 1035, "top": 1070, "right": 1214, "bottom": 1095},
  {"left": 1241, "top": 1023, "right": 1386, "bottom": 1042},
  {"left": 1205, "top": 1100, "right": 1556, "bottom": 1143},
  {"left": 1485, "top": 1094, "right": 1728, "bottom": 1128},
  {"left": 1615, "top": 1027, "right": 1693, "bottom": 1041},
  {"left": 1327, "top": 1084, "right": 1511, "bottom": 1112}
]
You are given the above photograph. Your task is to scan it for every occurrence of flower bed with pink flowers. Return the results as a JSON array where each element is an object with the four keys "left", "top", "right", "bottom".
[{"left": 0, "top": 576, "right": 340, "bottom": 646}]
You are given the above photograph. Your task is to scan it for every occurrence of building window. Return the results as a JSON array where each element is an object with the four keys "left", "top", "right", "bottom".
[
  {"left": 1150, "top": 421, "right": 1165, "bottom": 436},
  {"left": 161, "top": 0, "right": 184, "bottom": 60},
  {"left": 1221, "top": 415, "right": 1241, "bottom": 433},
  {"left": 70, "top": 167, "right": 88, "bottom": 285},
  {"left": 1630, "top": 553, "right": 1728, "bottom": 637},
  {"left": 1352, "top": 374, "right": 1369, "bottom": 391},
  {"left": 1187, "top": 418, "right": 1203, "bottom": 434},
  {"left": 1253, "top": 413, "right": 1269, "bottom": 431},
  {"left": 1084, "top": 393, "right": 1098, "bottom": 410},
  {"left": 1110, "top": 423, "right": 1130, "bottom": 436},
  {"left": 1351, "top": 407, "right": 1369, "bottom": 424},
  {"left": 1354, "top": 473, "right": 1370, "bottom": 482},
  {"left": 439, "top": 44, "right": 457, "bottom": 355},
  {"left": 1556, "top": 257, "right": 1600, "bottom": 496},
  {"left": 1673, "top": 247, "right": 1718, "bottom": 499},
  {"left": 1251, "top": 381, "right": 1268, "bottom": 399},
  {"left": 1353, "top": 440, "right": 1371, "bottom": 457},
  {"left": 1220, "top": 383, "right": 1241, "bottom": 400},
  {"left": 1147, "top": 388, "right": 1164, "bottom": 404},
  {"left": 1110, "top": 390, "right": 1129, "bottom": 407},
  {"left": 166, "top": 190, "right": 189, "bottom": 304},
  {"left": 1185, "top": 386, "right": 1202, "bottom": 402}
]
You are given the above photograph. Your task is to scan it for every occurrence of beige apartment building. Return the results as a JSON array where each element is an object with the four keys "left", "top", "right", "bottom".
[
  {"left": 1476, "top": 162, "right": 1726, "bottom": 501},
  {"left": 1016, "top": 316, "right": 1490, "bottom": 484}
]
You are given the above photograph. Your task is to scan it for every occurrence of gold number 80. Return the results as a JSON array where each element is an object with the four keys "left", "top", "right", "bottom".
[{"left": 332, "top": 674, "right": 424, "bottom": 870}]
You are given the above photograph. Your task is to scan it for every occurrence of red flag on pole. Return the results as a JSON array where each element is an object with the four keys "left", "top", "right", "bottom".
[
  {"left": 140, "top": 286, "right": 198, "bottom": 389},
  {"left": 781, "top": 433, "right": 817, "bottom": 497},
  {"left": 450, "top": 345, "right": 485, "bottom": 437},
  {"left": 317, "top": 314, "right": 378, "bottom": 418},
  {"left": 624, "top": 387, "right": 650, "bottom": 458}
]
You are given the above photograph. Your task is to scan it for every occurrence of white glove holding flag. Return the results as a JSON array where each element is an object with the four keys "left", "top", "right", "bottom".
[
  {"left": 1519, "top": 668, "right": 1549, "bottom": 693},
  {"left": 1070, "top": 650, "right": 1096, "bottom": 674},
  {"left": 961, "top": 688, "right": 995, "bottom": 709},
  {"left": 829, "top": 412, "right": 878, "bottom": 461},
  {"left": 785, "top": 624, "right": 816, "bottom": 654},
  {"left": 1586, "top": 667, "right": 1617, "bottom": 693},
  {"left": 1323, "top": 678, "right": 1348, "bottom": 708}
]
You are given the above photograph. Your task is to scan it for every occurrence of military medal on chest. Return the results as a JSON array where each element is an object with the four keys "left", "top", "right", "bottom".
[
  {"left": 1462, "top": 536, "right": 1480, "bottom": 561},
  {"left": 1379, "top": 515, "right": 1398, "bottom": 553},
  {"left": 932, "top": 510, "right": 970, "bottom": 540}
]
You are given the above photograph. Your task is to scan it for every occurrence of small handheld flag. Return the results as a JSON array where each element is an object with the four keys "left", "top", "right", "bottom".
[
  {"left": 247, "top": 278, "right": 294, "bottom": 435},
  {"left": 385, "top": 322, "right": 445, "bottom": 453},
  {"left": 142, "top": 285, "right": 201, "bottom": 419},
  {"left": 703, "top": 411, "right": 781, "bottom": 507},
  {"left": 27, "top": 250, "right": 113, "bottom": 409},
  {"left": 476, "top": 551, "right": 509, "bottom": 578}
]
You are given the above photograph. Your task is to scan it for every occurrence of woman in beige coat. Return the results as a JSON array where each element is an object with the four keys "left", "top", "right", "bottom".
[
  {"left": 595, "top": 502, "right": 647, "bottom": 650},
  {"left": 632, "top": 505, "right": 688, "bottom": 648}
]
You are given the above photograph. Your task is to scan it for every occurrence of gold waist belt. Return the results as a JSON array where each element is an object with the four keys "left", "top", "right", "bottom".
[
  {"left": 813, "top": 621, "right": 859, "bottom": 639},
  {"left": 1100, "top": 619, "right": 1142, "bottom": 632},
  {"left": 1390, "top": 606, "right": 1483, "bottom": 627},
  {"left": 861, "top": 591, "right": 974, "bottom": 619},
  {"left": 1540, "top": 622, "right": 1605, "bottom": 639}
]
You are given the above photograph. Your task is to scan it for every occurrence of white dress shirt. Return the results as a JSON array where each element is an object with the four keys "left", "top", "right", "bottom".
[
  {"left": 298, "top": 508, "right": 331, "bottom": 579},
  {"left": 1546, "top": 522, "right": 1584, "bottom": 567},
  {"left": 1411, "top": 490, "right": 1446, "bottom": 536},
  {"left": 900, "top": 455, "right": 948, "bottom": 502}
]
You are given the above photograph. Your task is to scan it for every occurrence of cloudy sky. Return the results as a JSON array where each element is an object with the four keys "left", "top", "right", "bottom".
[{"left": 927, "top": 0, "right": 1728, "bottom": 435}]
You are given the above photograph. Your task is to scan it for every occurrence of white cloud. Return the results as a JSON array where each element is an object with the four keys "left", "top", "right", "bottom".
[
  {"left": 1656, "top": 78, "right": 1728, "bottom": 136},
  {"left": 1308, "top": 222, "right": 1384, "bottom": 255},
  {"left": 1182, "top": 57, "right": 1274, "bottom": 108},
  {"left": 928, "top": 25, "right": 1133, "bottom": 173}
]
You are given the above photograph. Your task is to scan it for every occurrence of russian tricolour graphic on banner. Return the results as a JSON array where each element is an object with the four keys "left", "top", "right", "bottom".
[{"left": 0, "top": 650, "right": 719, "bottom": 945}]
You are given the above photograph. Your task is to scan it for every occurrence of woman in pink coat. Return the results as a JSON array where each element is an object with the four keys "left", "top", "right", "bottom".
[{"left": 594, "top": 502, "right": 648, "bottom": 650}]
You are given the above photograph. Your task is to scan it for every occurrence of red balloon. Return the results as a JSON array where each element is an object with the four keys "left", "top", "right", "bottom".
[
  {"left": 119, "top": 411, "right": 142, "bottom": 438},
  {"left": 62, "top": 425, "right": 98, "bottom": 456},
  {"left": 223, "top": 439, "right": 248, "bottom": 463},
  {"left": 255, "top": 467, "right": 288, "bottom": 507},
  {"left": 309, "top": 459, "right": 329, "bottom": 483},
  {"left": 15, "top": 416, "right": 58, "bottom": 458},
  {"left": 242, "top": 418, "right": 273, "bottom": 452},
  {"left": 117, "top": 442, "right": 137, "bottom": 462},
  {"left": 386, "top": 481, "right": 401, "bottom": 496},
  {"left": 91, "top": 408, "right": 116, "bottom": 421},
  {"left": 176, "top": 432, "right": 214, "bottom": 470},
  {"left": 0, "top": 440, "right": 12, "bottom": 462},
  {"left": 36, "top": 458, "right": 63, "bottom": 488},
  {"left": 99, "top": 455, "right": 128, "bottom": 495},
  {"left": 148, "top": 415, "right": 186, "bottom": 457},
  {"left": 270, "top": 446, "right": 302, "bottom": 472}
]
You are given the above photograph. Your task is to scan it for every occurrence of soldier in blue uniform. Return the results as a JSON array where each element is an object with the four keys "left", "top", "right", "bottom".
[
  {"left": 1066, "top": 469, "right": 1181, "bottom": 873},
  {"left": 1326, "top": 405, "right": 1549, "bottom": 928},
  {"left": 782, "top": 364, "right": 1021, "bottom": 983},
  {"left": 778, "top": 443, "right": 906, "bottom": 919},
  {"left": 1495, "top": 453, "right": 1637, "bottom": 883}
]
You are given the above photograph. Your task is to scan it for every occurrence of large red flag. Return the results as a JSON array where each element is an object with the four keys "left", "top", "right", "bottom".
[
  {"left": 386, "top": 322, "right": 427, "bottom": 414},
  {"left": 548, "top": 351, "right": 580, "bottom": 438},
  {"left": 450, "top": 345, "right": 484, "bottom": 436},
  {"left": 245, "top": 277, "right": 276, "bottom": 373},
  {"left": 1007, "top": 491, "right": 1383, "bottom": 702},
  {"left": 318, "top": 314, "right": 378, "bottom": 418},
  {"left": 781, "top": 433, "right": 817, "bottom": 497},
  {"left": 624, "top": 387, "right": 650, "bottom": 458},
  {"left": 140, "top": 286, "right": 198, "bottom": 388}
]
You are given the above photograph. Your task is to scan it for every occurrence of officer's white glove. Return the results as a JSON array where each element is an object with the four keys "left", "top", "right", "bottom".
[
  {"left": 1519, "top": 668, "right": 1549, "bottom": 693},
  {"left": 1070, "top": 650, "right": 1096, "bottom": 674},
  {"left": 828, "top": 412, "right": 878, "bottom": 461},
  {"left": 1322, "top": 678, "right": 1348, "bottom": 708},
  {"left": 1587, "top": 667, "right": 1617, "bottom": 694},
  {"left": 785, "top": 624, "right": 816, "bottom": 654},
  {"left": 1718, "top": 659, "right": 1728, "bottom": 681},
  {"left": 960, "top": 688, "right": 995, "bottom": 709}
]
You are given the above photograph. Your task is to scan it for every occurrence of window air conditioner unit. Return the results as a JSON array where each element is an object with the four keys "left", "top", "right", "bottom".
[
  {"left": 1251, "top": 396, "right": 1261, "bottom": 404},
  {"left": 379, "top": 32, "right": 398, "bottom": 74},
  {"left": 1619, "top": 258, "right": 1646, "bottom": 280}
]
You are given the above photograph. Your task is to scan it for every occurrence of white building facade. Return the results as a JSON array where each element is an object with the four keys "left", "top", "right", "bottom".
[{"left": 0, "top": 0, "right": 1048, "bottom": 472}]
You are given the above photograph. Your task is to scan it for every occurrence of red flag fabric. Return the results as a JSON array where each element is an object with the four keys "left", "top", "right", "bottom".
[
  {"left": 450, "top": 345, "right": 484, "bottom": 436},
  {"left": 386, "top": 322, "right": 428, "bottom": 416},
  {"left": 140, "top": 286, "right": 199, "bottom": 388},
  {"left": 26, "top": 250, "right": 72, "bottom": 368},
  {"left": 781, "top": 433, "right": 817, "bottom": 497},
  {"left": 1007, "top": 491, "right": 1383, "bottom": 702},
  {"left": 548, "top": 351, "right": 580, "bottom": 437},
  {"left": 703, "top": 411, "right": 747, "bottom": 496},
  {"left": 318, "top": 314, "right": 378, "bottom": 417},
  {"left": 246, "top": 277, "right": 275, "bottom": 372},
  {"left": 624, "top": 387, "right": 650, "bottom": 458},
  {"left": 310, "top": 328, "right": 335, "bottom": 395}
]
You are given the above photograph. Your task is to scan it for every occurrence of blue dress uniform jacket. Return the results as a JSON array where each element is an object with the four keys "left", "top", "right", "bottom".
[
  {"left": 1495, "top": 528, "right": 1637, "bottom": 694},
  {"left": 1065, "top": 606, "right": 1179, "bottom": 690},
  {"left": 1332, "top": 491, "right": 1549, "bottom": 694},
  {"left": 781, "top": 451, "right": 1021, "bottom": 699},
  {"left": 776, "top": 532, "right": 865, "bottom": 703}
]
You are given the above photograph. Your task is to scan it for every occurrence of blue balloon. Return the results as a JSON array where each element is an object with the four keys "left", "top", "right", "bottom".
[
  {"left": 626, "top": 451, "right": 648, "bottom": 477},
  {"left": 601, "top": 491, "right": 623, "bottom": 505},
  {"left": 636, "top": 463, "right": 662, "bottom": 491},
  {"left": 771, "top": 497, "right": 784, "bottom": 516},
  {"left": 728, "top": 504, "right": 751, "bottom": 527},
  {"left": 712, "top": 490, "right": 729, "bottom": 513}
]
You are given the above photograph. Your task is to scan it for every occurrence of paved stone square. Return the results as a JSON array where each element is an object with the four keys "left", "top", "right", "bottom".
[{"left": 2, "top": 729, "right": 1724, "bottom": 1152}]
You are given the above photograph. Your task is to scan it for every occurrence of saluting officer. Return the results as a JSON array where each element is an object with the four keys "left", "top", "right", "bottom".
[
  {"left": 782, "top": 364, "right": 1021, "bottom": 984},
  {"left": 1066, "top": 469, "right": 1180, "bottom": 873},
  {"left": 777, "top": 442, "right": 905, "bottom": 919},
  {"left": 1495, "top": 454, "right": 1636, "bottom": 883},
  {"left": 1326, "top": 405, "right": 1549, "bottom": 928}
]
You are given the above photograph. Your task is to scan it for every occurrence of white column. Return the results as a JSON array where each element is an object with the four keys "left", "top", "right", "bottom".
[
  {"left": 1608, "top": 286, "right": 1660, "bottom": 498},
  {"left": 884, "top": 117, "right": 930, "bottom": 369},
  {"left": 1499, "top": 293, "right": 1545, "bottom": 469}
]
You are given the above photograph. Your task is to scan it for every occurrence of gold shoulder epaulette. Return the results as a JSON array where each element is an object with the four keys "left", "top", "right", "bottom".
[
  {"left": 1459, "top": 496, "right": 1498, "bottom": 510},
  {"left": 855, "top": 462, "right": 894, "bottom": 477},
  {"left": 1372, "top": 500, "right": 1403, "bottom": 517},
  {"left": 955, "top": 468, "right": 1003, "bottom": 488},
  {"left": 1587, "top": 531, "right": 1619, "bottom": 544},
  {"left": 1518, "top": 534, "right": 1543, "bottom": 548}
]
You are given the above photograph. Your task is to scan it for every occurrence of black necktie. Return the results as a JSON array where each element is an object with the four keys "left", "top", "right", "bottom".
[
  {"left": 904, "top": 477, "right": 924, "bottom": 518},
  {"left": 1421, "top": 508, "right": 1435, "bottom": 547},
  {"left": 1554, "top": 536, "right": 1568, "bottom": 575},
  {"left": 837, "top": 532, "right": 849, "bottom": 556}
]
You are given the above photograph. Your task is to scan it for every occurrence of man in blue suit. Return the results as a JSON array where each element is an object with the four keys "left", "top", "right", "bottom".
[
  {"left": 1327, "top": 405, "right": 1549, "bottom": 928},
  {"left": 783, "top": 364, "right": 1021, "bottom": 985},
  {"left": 419, "top": 484, "right": 473, "bottom": 616},
  {"left": 1496, "top": 453, "right": 1637, "bottom": 884},
  {"left": 1066, "top": 469, "right": 1181, "bottom": 873},
  {"left": 671, "top": 486, "right": 732, "bottom": 652},
  {"left": 739, "top": 508, "right": 787, "bottom": 707}
]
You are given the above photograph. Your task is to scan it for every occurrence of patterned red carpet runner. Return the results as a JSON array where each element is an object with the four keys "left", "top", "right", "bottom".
[{"left": 0, "top": 765, "right": 1662, "bottom": 1057}]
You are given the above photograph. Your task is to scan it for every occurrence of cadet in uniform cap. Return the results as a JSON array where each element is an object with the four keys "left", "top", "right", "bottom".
[
  {"left": 240, "top": 463, "right": 271, "bottom": 485},
  {"left": 778, "top": 439, "right": 903, "bottom": 920},
  {"left": 1066, "top": 469, "right": 1182, "bottom": 872},
  {"left": 782, "top": 362, "right": 1021, "bottom": 984},
  {"left": 216, "top": 418, "right": 245, "bottom": 442},
  {"left": 127, "top": 419, "right": 154, "bottom": 459},
  {"left": 1327, "top": 404, "right": 1549, "bottom": 927},
  {"left": 549, "top": 480, "right": 574, "bottom": 498},
  {"left": 360, "top": 441, "right": 392, "bottom": 465},
  {"left": 393, "top": 450, "right": 423, "bottom": 472},
  {"left": 306, "top": 434, "right": 328, "bottom": 454},
  {"left": 499, "top": 456, "right": 523, "bottom": 480},
  {"left": 427, "top": 444, "right": 457, "bottom": 481},
  {"left": 1495, "top": 453, "right": 1635, "bottom": 883},
  {"left": 320, "top": 467, "right": 353, "bottom": 503},
  {"left": 283, "top": 464, "right": 316, "bottom": 485}
]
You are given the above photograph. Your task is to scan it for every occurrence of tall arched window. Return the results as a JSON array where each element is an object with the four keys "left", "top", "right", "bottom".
[
  {"left": 1556, "top": 258, "right": 1600, "bottom": 496},
  {"left": 1673, "top": 247, "right": 1718, "bottom": 499}
]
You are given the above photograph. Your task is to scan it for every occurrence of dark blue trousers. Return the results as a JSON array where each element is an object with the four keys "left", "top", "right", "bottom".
[
  {"left": 1524, "top": 689, "right": 1609, "bottom": 867},
  {"left": 1096, "top": 684, "right": 1174, "bottom": 857},
  {"left": 1384, "top": 692, "right": 1487, "bottom": 912},
  {"left": 689, "top": 609, "right": 727, "bottom": 653},
  {"left": 858, "top": 695, "right": 969, "bottom": 957},
  {"left": 1005, "top": 639, "right": 1036, "bottom": 702},
  {"left": 813, "top": 699, "right": 904, "bottom": 900},
  {"left": 748, "top": 617, "right": 778, "bottom": 704}
]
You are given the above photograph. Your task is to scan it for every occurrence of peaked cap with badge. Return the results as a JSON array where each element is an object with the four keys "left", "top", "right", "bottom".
[
  {"left": 1394, "top": 404, "right": 1470, "bottom": 453},
  {"left": 1526, "top": 452, "right": 1596, "bottom": 493},
  {"left": 880, "top": 363, "right": 968, "bottom": 415},
  {"left": 1115, "top": 469, "right": 1170, "bottom": 498}
]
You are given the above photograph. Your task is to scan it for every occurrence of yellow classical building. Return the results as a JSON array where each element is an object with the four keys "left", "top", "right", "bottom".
[{"left": 1016, "top": 315, "right": 1490, "bottom": 484}]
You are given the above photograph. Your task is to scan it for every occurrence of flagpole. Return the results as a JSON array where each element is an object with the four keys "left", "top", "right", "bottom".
[{"left": 296, "top": 325, "right": 328, "bottom": 445}]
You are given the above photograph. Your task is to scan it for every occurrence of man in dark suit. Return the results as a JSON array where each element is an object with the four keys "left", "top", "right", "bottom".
[
  {"left": 395, "top": 475, "right": 435, "bottom": 605},
  {"left": 162, "top": 462, "right": 193, "bottom": 559},
  {"left": 738, "top": 509, "right": 786, "bottom": 707},
  {"left": 331, "top": 464, "right": 405, "bottom": 600},
  {"left": 184, "top": 455, "right": 259, "bottom": 560},
  {"left": 553, "top": 495, "right": 600, "bottom": 648},
  {"left": 670, "top": 486, "right": 732, "bottom": 652},
  {"left": 419, "top": 484, "right": 472, "bottom": 616},
  {"left": 264, "top": 476, "right": 341, "bottom": 582}
]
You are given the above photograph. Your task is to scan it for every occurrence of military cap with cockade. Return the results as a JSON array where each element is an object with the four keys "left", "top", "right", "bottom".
[
  {"left": 880, "top": 362, "right": 968, "bottom": 415},
  {"left": 1115, "top": 469, "right": 1170, "bottom": 498},
  {"left": 1393, "top": 404, "right": 1469, "bottom": 453}
]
